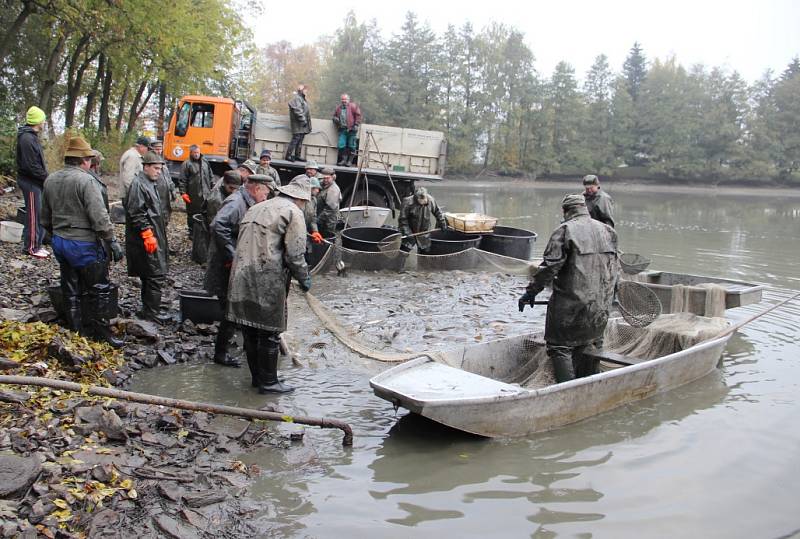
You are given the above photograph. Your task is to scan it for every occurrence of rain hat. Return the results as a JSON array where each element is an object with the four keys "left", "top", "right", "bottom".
[{"left": 278, "top": 175, "right": 312, "bottom": 201}]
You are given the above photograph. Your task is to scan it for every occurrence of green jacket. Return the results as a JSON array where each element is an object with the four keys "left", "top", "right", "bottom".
[
  {"left": 398, "top": 194, "right": 446, "bottom": 250},
  {"left": 41, "top": 165, "right": 114, "bottom": 243},
  {"left": 527, "top": 206, "right": 619, "bottom": 346},
  {"left": 179, "top": 156, "right": 213, "bottom": 218},
  {"left": 315, "top": 180, "right": 341, "bottom": 237},
  {"left": 584, "top": 189, "right": 615, "bottom": 228},
  {"left": 288, "top": 92, "right": 312, "bottom": 134},
  {"left": 226, "top": 195, "right": 309, "bottom": 331},
  {"left": 256, "top": 164, "right": 281, "bottom": 188},
  {"left": 124, "top": 172, "right": 169, "bottom": 277}
]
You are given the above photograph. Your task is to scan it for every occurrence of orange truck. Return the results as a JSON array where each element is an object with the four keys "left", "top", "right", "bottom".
[{"left": 163, "top": 94, "right": 447, "bottom": 209}]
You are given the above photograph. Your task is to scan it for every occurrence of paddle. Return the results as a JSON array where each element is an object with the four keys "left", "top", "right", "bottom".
[{"left": 378, "top": 230, "right": 435, "bottom": 252}]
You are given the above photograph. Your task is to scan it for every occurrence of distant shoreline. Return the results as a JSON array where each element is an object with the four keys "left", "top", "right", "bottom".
[{"left": 431, "top": 177, "right": 800, "bottom": 198}]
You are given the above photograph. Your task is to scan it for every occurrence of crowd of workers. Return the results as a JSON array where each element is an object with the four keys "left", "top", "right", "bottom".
[{"left": 15, "top": 96, "right": 618, "bottom": 394}]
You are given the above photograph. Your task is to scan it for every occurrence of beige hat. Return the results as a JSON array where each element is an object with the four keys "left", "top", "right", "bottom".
[
  {"left": 142, "top": 151, "right": 165, "bottom": 165},
  {"left": 278, "top": 175, "right": 312, "bottom": 201},
  {"left": 239, "top": 159, "right": 258, "bottom": 174},
  {"left": 63, "top": 135, "right": 94, "bottom": 158},
  {"left": 561, "top": 193, "right": 586, "bottom": 208}
]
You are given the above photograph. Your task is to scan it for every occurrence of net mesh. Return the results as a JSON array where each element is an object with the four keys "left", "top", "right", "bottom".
[
  {"left": 616, "top": 280, "right": 663, "bottom": 327},
  {"left": 311, "top": 239, "right": 538, "bottom": 276}
]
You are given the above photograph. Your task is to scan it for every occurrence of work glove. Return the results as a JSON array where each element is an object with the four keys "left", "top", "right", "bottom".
[
  {"left": 140, "top": 228, "right": 158, "bottom": 254},
  {"left": 310, "top": 231, "right": 323, "bottom": 244},
  {"left": 108, "top": 239, "right": 124, "bottom": 262},
  {"left": 299, "top": 276, "right": 312, "bottom": 292},
  {"left": 518, "top": 291, "right": 536, "bottom": 312},
  {"left": 181, "top": 193, "right": 191, "bottom": 204}
]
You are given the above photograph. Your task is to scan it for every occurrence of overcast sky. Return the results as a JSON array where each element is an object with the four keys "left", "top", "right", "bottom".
[{"left": 250, "top": 0, "right": 799, "bottom": 82}]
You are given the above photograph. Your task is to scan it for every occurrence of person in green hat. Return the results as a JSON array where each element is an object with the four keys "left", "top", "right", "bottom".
[
  {"left": 124, "top": 151, "right": 171, "bottom": 324},
  {"left": 518, "top": 194, "right": 619, "bottom": 383},
  {"left": 41, "top": 135, "right": 124, "bottom": 347},
  {"left": 16, "top": 106, "right": 49, "bottom": 258}
]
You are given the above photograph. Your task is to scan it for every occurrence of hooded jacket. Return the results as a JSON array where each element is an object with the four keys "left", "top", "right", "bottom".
[
  {"left": 124, "top": 171, "right": 169, "bottom": 277},
  {"left": 16, "top": 126, "right": 48, "bottom": 187}
]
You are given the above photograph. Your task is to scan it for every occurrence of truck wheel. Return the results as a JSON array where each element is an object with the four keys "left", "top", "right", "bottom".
[{"left": 349, "top": 186, "right": 390, "bottom": 208}]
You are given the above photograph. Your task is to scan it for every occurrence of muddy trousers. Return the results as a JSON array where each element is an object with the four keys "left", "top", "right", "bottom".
[
  {"left": 241, "top": 327, "right": 289, "bottom": 392},
  {"left": 59, "top": 259, "right": 121, "bottom": 347},
  {"left": 285, "top": 133, "right": 305, "bottom": 160},
  {"left": 547, "top": 340, "right": 603, "bottom": 383},
  {"left": 139, "top": 275, "right": 165, "bottom": 316}
]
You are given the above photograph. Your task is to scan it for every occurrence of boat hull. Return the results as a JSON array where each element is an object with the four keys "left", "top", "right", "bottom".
[{"left": 370, "top": 331, "right": 732, "bottom": 438}]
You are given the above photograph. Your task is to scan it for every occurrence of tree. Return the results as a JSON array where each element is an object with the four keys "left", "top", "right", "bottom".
[
  {"left": 582, "top": 54, "right": 615, "bottom": 171},
  {"left": 622, "top": 41, "right": 648, "bottom": 102}
]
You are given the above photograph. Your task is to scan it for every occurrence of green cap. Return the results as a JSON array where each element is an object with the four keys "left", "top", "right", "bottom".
[{"left": 26, "top": 106, "right": 46, "bottom": 126}]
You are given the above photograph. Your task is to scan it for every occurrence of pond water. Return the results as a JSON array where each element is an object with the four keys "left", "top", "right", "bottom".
[{"left": 130, "top": 180, "right": 800, "bottom": 538}]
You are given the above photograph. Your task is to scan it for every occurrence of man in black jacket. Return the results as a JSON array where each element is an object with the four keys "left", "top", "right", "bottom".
[{"left": 16, "top": 106, "right": 49, "bottom": 258}]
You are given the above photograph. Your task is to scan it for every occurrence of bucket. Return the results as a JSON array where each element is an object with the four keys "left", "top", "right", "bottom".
[
  {"left": 0, "top": 221, "right": 24, "bottom": 243},
  {"left": 479, "top": 226, "right": 538, "bottom": 260},
  {"left": 426, "top": 230, "right": 481, "bottom": 255},
  {"left": 179, "top": 289, "right": 223, "bottom": 324},
  {"left": 48, "top": 284, "right": 120, "bottom": 320}
]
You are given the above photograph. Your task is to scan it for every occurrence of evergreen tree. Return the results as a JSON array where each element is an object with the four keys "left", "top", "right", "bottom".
[
  {"left": 582, "top": 54, "right": 614, "bottom": 172},
  {"left": 622, "top": 42, "right": 647, "bottom": 102}
]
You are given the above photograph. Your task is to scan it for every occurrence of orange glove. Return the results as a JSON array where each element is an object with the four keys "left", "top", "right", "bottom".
[
  {"left": 181, "top": 193, "right": 191, "bottom": 204},
  {"left": 140, "top": 229, "right": 158, "bottom": 254},
  {"left": 310, "top": 231, "right": 323, "bottom": 244}
]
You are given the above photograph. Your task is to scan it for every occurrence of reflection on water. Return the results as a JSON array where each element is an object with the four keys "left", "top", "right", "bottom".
[{"left": 130, "top": 182, "right": 800, "bottom": 538}]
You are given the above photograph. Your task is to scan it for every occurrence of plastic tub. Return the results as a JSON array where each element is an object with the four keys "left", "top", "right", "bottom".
[
  {"left": 0, "top": 221, "right": 24, "bottom": 243},
  {"left": 479, "top": 226, "right": 538, "bottom": 260},
  {"left": 427, "top": 230, "right": 482, "bottom": 255},
  {"left": 179, "top": 289, "right": 223, "bottom": 324},
  {"left": 340, "top": 226, "right": 397, "bottom": 252}
]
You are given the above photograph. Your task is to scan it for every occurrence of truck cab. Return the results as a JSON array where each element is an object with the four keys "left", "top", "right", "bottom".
[{"left": 163, "top": 96, "right": 254, "bottom": 179}]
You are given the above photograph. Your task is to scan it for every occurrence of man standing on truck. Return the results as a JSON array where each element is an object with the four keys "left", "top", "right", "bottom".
[
  {"left": 518, "top": 194, "right": 619, "bottom": 383},
  {"left": 398, "top": 187, "right": 447, "bottom": 254},
  {"left": 316, "top": 167, "right": 341, "bottom": 238},
  {"left": 124, "top": 151, "right": 172, "bottom": 324},
  {"left": 333, "top": 94, "right": 361, "bottom": 167},
  {"left": 178, "top": 144, "right": 213, "bottom": 234},
  {"left": 285, "top": 84, "right": 311, "bottom": 162},
  {"left": 256, "top": 149, "right": 281, "bottom": 187}
]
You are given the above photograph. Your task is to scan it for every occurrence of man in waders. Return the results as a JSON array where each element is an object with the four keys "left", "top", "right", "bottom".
[
  {"left": 205, "top": 174, "right": 272, "bottom": 368},
  {"left": 226, "top": 176, "right": 312, "bottom": 394},
  {"left": 582, "top": 174, "right": 615, "bottom": 228},
  {"left": 398, "top": 187, "right": 447, "bottom": 254},
  {"left": 519, "top": 194, "right": 619, "bottom": 383}
]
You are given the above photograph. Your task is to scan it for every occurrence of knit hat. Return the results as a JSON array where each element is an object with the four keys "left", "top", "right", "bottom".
[
  {"left": 561, "top": 193, "right": 586, "bottom": 208},
  {"left": 142, "top": 151, "right": 165, "bottom": 165},
  {"left": 278, "top": 175, "right": 312, "bottom": 201},
  {"left": 260, "top": 149, "right": 272, "bottom": 159},
  {"left": 26, "top": 106, "right": 46, "bottom": 126},
  {"left": 309, "top": 176, "right": 321, "bottom": 189},
  {"left": 63, "top": 135, "right": 94, "bottom": 158},
  {"left": 582, "top": 174, "right": 600, "bottom": 186}
]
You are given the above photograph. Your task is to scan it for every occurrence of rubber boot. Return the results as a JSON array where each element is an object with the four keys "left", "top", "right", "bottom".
[
  {"left": 345, "top": 150, "right": 355, "bottom": 167},
  {"left": 548, "top": 345, "right": 576, "bottom": 383},
  {"left": 60, "top": 265, "right": 82, "bottom": 332},
  {"left": 140, "top": 279, "right": 171, "bottom": 325},
  {"left": 91, "top": 292, "right": 124, "bottom": 348},
  {"left": 66, "top": 301, "right": 83, "bottom": 334},
  {"left": 213, "top": 320, "right": 240, "bottom": 367},
  {"left": 257, "top": 333, "right": 294, "bottom": 394},
  {"left": 336, "top": 148, "right": 346, "bottom": 166},
  {"left": 242, "top": 328, "right": 260, "bottom": 387}
]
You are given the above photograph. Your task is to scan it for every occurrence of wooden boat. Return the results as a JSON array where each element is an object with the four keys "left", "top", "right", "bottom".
[
  {"left": 370, "top": 317, "right": 733, "bottom": 437},
  {"left": 633, "top": 271, "right": 764, "bottom": 313}
]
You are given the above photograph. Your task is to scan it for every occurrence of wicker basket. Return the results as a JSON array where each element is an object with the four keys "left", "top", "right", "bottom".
[{"left": 444, "top": 212, "right": 498, "bottom": 233}]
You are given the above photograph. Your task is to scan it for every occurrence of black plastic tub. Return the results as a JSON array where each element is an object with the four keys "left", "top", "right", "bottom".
[
  {"left": 179, "top": 289, "right": 223, "bottom": 324},
  {"left": 427, "top": 230, "right": 482, "bottom": 255},
  {"left": 340, "top": 226, "right": 397, "bottom": 252},
  {"left": 48, "top": 284, "right": 119, "bottom": 321},
  {"left": 479, "top": 226, "right": 538, "bottom": 260}
]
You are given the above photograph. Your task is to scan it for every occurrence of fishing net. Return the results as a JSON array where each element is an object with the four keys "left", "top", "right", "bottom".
[
  {"left": 616, "top": 280, "right": 662, "bottom": 327},
  {"left": 310, "top": 241, "right": 538, "bottom": 276},
  {"left": 619, "top": 252, "right": 651, "bottom": 275},
  {"left": 670, "top": 284, "right": 727, "bottom": 317}
]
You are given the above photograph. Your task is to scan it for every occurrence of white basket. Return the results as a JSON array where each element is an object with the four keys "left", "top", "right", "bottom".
[
  {"left": 444, "top": 213, "right": 497, "bottom": 233},
  {"left": 0, "top": 221, "right": 23, "bottom": 243}
]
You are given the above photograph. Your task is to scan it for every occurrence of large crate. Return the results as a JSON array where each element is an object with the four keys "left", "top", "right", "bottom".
[{"left": 444, "top": 213, "right": 497, "bottom": 233}]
